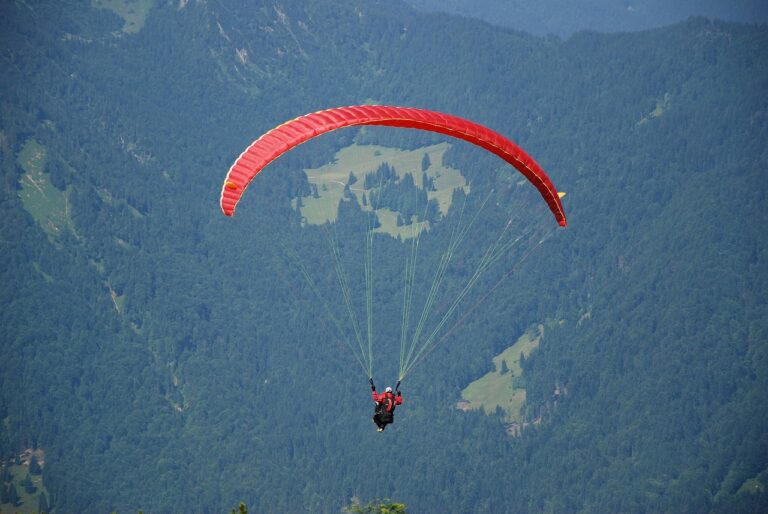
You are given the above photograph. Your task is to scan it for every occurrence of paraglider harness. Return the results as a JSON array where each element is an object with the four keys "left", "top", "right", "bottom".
[
  {"left": 375, "top": 393, "right": 397, "bottom": 423},
  {"left": 371, "top": 379, "right": 400, "bottom": 424}
]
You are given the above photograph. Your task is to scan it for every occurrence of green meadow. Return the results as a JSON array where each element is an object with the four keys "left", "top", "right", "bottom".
[
  {"left": 460, "top": 326, "right": 543, "bottom": 423},
  {"left": 298, "top": 143, "right": 469, "bottom": 238},
  {"left": 0, "top": 463, "right": 50, "bottom": 512},
  {"left": 92, "top": 0, "right": 154, "bottom": 33},
  {"left": 17, "top": 138, "right": 74, "bottom": 241}
]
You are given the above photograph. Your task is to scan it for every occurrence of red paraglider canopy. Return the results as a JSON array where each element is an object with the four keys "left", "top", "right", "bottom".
[{"left": 221, "top": 105, "right": 567, "bottom": 227}]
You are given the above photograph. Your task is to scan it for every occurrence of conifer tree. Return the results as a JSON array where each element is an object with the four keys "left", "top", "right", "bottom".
[{"left": 421, "top": 152, "right": 431, "bottom": 172}]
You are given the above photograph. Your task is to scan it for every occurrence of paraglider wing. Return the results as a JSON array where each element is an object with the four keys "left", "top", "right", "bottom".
[{"left": 221, "top": 105, "right": 567, "bottom": 227}]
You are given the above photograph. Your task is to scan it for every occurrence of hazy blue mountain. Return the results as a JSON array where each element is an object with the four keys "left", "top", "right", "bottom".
[
  {"left": 406, "top": 0, "right": 768, "bottom": 36},
  {"left": 1, "top": 0, "right": 766, "bottom": 512}
]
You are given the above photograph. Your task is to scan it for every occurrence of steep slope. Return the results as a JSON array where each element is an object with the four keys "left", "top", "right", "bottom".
[{"left": 1, "top": 1, "right": 766, "bottom": 512}]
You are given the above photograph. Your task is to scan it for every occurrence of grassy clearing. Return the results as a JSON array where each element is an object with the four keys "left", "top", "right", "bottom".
[
  {"left": 736, "top": 468, "right": 768, "bottom": 495},
  {"left": 300, "top": 143, "right": 468, "bottom": 237},
  {"left": 17, "top": 138, "right": 74, "bottom": 241},
  {"left": 737, "top": 477, "right": 765, "bottom": 495},
  {"left": 92, "top": 0, "right": 154, "bottom": 33},
  {"left": 0, "top": 464, "right": 49, "bottom": 512},
  {"left": 32, "top": 262, "right": 54, "bottom": 283},
  {"left": 638, "top": 92, "right": 671, "bottom": 125},
  {"left": 374, "top": 208, "right": 431, "bottom": 239},
  {"left": 460, "top": 325, "right": 543, "bottom": 423}
]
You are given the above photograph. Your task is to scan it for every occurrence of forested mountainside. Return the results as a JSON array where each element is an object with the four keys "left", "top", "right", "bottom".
[
  {"left": 406, "top": 0, "right": 768, "bottom": 36},
  {"left": 1, "top": 1, "right": 766, "bottom": 512}
]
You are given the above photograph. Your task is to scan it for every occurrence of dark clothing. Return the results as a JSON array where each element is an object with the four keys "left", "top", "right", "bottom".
[{"left": 372, "top": 390, "right": 402, "bottom": 431}]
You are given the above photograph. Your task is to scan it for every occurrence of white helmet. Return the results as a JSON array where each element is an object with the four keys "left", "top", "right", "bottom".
[{"left": 385, "top": 386, "right": 392, "bottom": 393}]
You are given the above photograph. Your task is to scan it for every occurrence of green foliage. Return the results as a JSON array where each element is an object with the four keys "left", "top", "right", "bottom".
[
  {"left": 19, "top": 474, "right": 35, "bottom": 495},
  {"left": 230, "top": 501, "right": 248, "bottom": 514},
  {"left": 38, "top": 491, "right": 50, "bottom": 513},
  {"left": 344, "top": 499, "right": 408, "bottom": 514},
  {"left": 1, "top": 483, "right": 19, "bottom": 507},
  {"left": 28, "top": 457, "right": 41, "bottom": 476},
  {"left": 367, "top": 165, "right": 434, "bottom": 224}
]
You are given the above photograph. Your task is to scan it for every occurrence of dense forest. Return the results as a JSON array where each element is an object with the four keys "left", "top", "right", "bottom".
[
  {"left": 406, "top": 0, "right": 768, "bottom": 36},
  {"left": 1, "top": 0, "right": 766, "bottom": 512}
]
